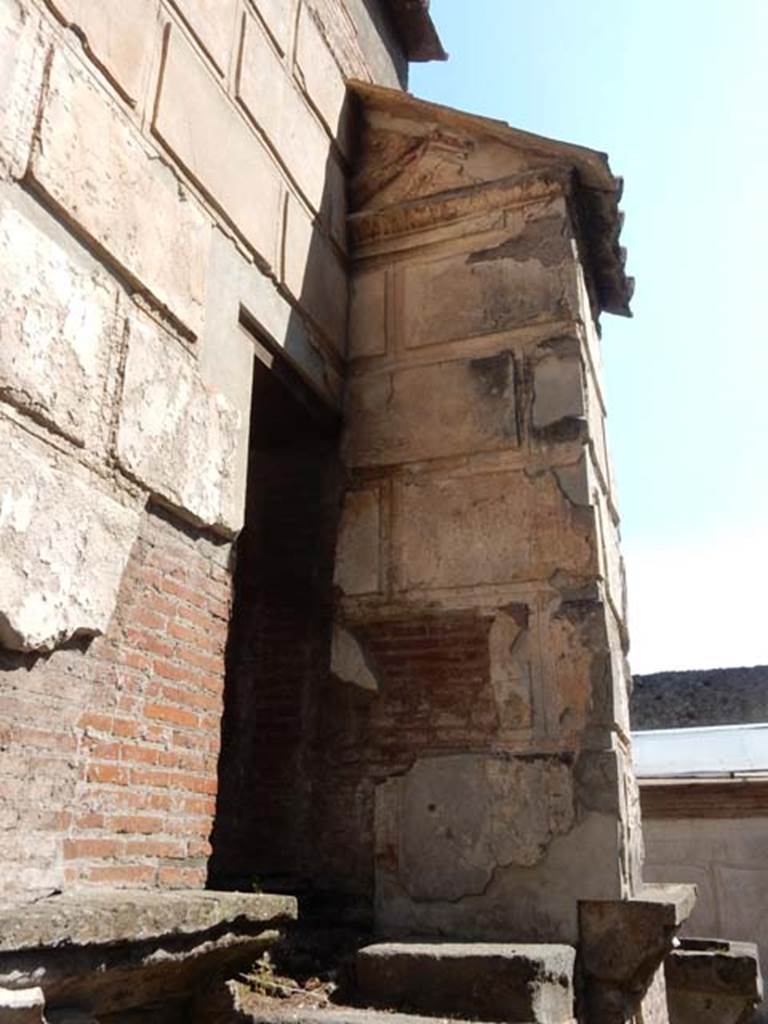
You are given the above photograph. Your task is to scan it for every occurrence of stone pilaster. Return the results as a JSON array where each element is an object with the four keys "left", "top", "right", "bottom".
[{"left": 330, "top": 84, "right": 642, "bottom": 943}]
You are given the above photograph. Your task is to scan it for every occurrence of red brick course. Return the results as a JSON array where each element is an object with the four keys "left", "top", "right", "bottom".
[
  {"left": 0, "top": 506, "right": 232, "bottom": 898},
  {"left": 308, "top": 611, "right": 497, "bottom": 896}
]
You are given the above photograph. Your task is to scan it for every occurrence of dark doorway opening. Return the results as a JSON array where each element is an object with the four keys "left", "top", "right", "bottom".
[{"left": 209, "top": 331, "right": 341, "bottom": 894}]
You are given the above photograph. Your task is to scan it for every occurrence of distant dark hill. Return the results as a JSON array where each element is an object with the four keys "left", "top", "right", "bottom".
[{"left": 631, "top": 665, "right": 768, "bottom": 730}]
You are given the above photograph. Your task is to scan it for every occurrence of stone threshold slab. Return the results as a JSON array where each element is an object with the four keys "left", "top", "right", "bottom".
[
  {"left": 247, "top": 1008, "right": 577, "bottom": 1024},
  {"left": 0, "top": 889, "right": 296, "bottom": 952},
  {"left": 0, "top": 889, "right": 296, "bottom": 1020}
]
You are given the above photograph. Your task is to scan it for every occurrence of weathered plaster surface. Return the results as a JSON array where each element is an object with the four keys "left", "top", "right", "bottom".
[
  {"left": 393, "top": 467, "right": 596, "bottom": 592},
  {"left": 334, "top": 486, "right": 381, "bottom": 595},
  {"left": 0, "top": 197, "right": 118, "bottom": 449},
  {"left": 489, "top": 605, "right": 533, "bottom": 731},
  {"left": 333, "top": 84, "right": 640, "bottom": 946},
  {"left": 116, "top": 308, "right": 240, "bottom": 534},
  {"left": 45, "top": 0, "right": 158, "bottom": 104},
  {"left": 30, "top": 47, "right": 210, "bottom": 338},
  {"left": 377, "top": 754, "right": 575, "bottom": 903},
  {"left": 331, "top": 624, "right": 379, "bottom": 692},
  {"left": 0, "top": 417, "right": 141, "bottom": 652},
  {"left": 0, "top": 0, "right": 47, "bottom": 179}
]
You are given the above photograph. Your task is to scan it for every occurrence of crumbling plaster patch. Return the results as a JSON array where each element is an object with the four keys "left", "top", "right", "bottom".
[
  {"left": 0, "top": 0, "right": 48, "bottom": 179},
  {"left": 29, "top": 46, "right": 210, "bottom": 338},
  {"left": 0, "top": 415, "right": 141, "bottom": 652},
  {"left": 331, "top": 624, "right": 379, "bottom": 692},
  {"left": 377, "top": 753, "right": 575, "bottom": 904},
  {"left": 115, "top": 307, "right": 240, "bottom": 535},
  {"left": 489, "top": 605, "right": 533, "bottom": 731},
  {"left": 0, "top": 196, "right": 118, "bottom": 449}
]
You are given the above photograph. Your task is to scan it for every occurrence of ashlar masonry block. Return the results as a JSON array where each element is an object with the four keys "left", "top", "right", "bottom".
[
  {"left": 250, "top": 0, "right": 293, "bottom": 55},
  {"left": 0, "top": 195, "right": 119, "bottom": 450},
  {"left": 283, "top": 193, "right": 347, "bottom": 352},
  {"left": 45, "top": 0, "right": 158, "bottom": 104},
  {"left": 0, "top": 414, "right": 142, "bottom": 652},
  {"left": 154, "top": 25, "right": 281, "bottom": 272},
  {"left": 237, "top": 12, "right": 346, "bottom": 237},
  {"left": 343, "top": 350, "right": 519, "bottom": 467},
  {"left": 295, "top": 3, "right": 350, "bottom": 153},
  {"left": 348, "top": 268, "right": 387, "bottom": 358},
  {"left": 30, "top": 47, "right": 209, "bottom": 337},
  {"left": 393, "top": 466, "right": 597, "bottom": 592},
  {"left": 116, "top": 307, "right": 240, "bottom": 534},
  {"left": 401, "top": 211, "right": 580, "bottom": 349},
  {"left": 334, "top": 486, "right": 381, "bottom": 596},
  {"left": 0, "top": 0, "right": 48, "bottom": 179},
  {"left": 170, "top": 0, "right": 238, "bottom": 74}
]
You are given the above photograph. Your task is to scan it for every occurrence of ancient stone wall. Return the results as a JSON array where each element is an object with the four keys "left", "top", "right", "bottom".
[
  {"left": 0, "top": 507, "right": 229, "bottom": 894},
  {"left": 322, "top": 88, "right": 640, "bottom": 942},
  {"left": 0, "top": 0, "right": 404, "bottom": 897}
]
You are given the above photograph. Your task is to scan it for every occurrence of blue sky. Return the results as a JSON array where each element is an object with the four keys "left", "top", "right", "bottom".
[{"left": 411, "top": 1, "right": 768, "bottom": 674}]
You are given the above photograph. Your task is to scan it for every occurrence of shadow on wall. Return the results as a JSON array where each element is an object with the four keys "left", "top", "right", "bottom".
[{"left": 207, "top": 116, "right": 352, "bottom": 900}]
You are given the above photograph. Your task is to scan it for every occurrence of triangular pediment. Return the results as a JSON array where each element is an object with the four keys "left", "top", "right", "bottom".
[{"left": 348, "top": 82, "right": 633, "bottom": 317}]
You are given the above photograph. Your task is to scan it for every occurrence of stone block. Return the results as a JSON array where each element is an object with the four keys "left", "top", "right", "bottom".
[
  {"left": 376, "top": 755, "right": 575, "bottom": 905},
  {"left": 349, "top": 269, "right": 387, "bottom": 358},
  {"left": 0, "top": 414, "right": 141, "bottom": 652},
  {"left": 334, "top": 486, "right": 381, "bottom": 595},
  {"left": 203, "top": 227, "right": 342, "bottom": 412},
  {"left": 401, "top": 221, "right": 579, "bottom": 349},
  {"left": 238, "top": 13, "right": 344, "bottom": 230},
  {"left": 295, "top": 4, "right": 350, "bottom": 153},
  {"left": 352, "top": 941, "right": 576, "bottom": 1023},
  {"left": 171, "top": 0, "right": 238, "bottom": 73},
  {"left": 595, "top": 489, "right": 626, "bottom": 623},
  {"left": 154, "top": 24, "right": 281, "bottom": 271},
  {"left": 532, "top": 350, "right": 585, "bottom": 431},
  {"left": 579, "top": 885, "right": 697, "bottom": 1024},
  {"left": 116, "top": 307, "right": 240, "bottom": 534},
  {"left": 343, "top": 350, "right": 518, "bottom": 467},
  {"left": 489, "top": 605, "right": 533, "bottom": 732},
  {"left": 0, "top": 890, "right": 296, "bottom": 1018},
  {"left": 283, "top": 194, "right": 347, "bottom": 351},
  {"left": 251, "top": 0, "right": 293, "bottom": 54},
  {"left": 0, "top": 0, "right": 47, "bottom": 179},
  {"left": 46, "top": 0, "right": 158, "bottom": 103},
  {"left": 0, "top": 196, "right": 118, "bottom": 449},
  {"left": 546, "top": 589, "right": 630, "bottom": 739},
  {"left": 665, "top": 939, "right": 763, "bottom": 1024},
  {"left": 331, "top": 624, "right": 379, "bottom": 691},
  {"left": 30, "top": 47, "right": 209, "bottom": 337},
  {"left": 235, "top": 11, "right": 284, "bottom": 155},
  {"left": 0, "top": 986, "right": 45, "bottom": 1023},
  {"left": 393, "top": 467, "right": 596, "bottom": 592}
]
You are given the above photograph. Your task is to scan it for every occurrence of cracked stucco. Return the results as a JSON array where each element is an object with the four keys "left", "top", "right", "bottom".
[{"left": 0, "top": 417, "right": 141, "bottom": 652}]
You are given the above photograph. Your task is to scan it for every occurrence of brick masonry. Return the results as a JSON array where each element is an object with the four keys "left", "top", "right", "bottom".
[
  {"left": 0, "top": 0, "right": 405, "bottom": 899},
  {"left": 309, "top": 612, "right": 497, "bottom": 895},
  {"left": 0, "top": 506, "right": 230, "bottom": 896}
]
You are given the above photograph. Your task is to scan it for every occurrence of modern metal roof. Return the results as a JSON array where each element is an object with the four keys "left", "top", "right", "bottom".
[{"left": 633, "top": 722, "right": 768, "bottom": 779}]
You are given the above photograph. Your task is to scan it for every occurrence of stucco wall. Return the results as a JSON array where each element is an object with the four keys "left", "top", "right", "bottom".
[
  {"left": 0, "top": 0, "right": 404, "bottom": 898},
  {"left": 643, "top": 813, "right": 768, "bottom": 1022}
]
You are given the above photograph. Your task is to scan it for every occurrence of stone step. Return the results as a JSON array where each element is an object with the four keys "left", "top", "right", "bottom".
[
  {"left": 0, "top": 889, "right": 296, "bottom": 1020},
  {"left": 665, "top": 937, "right": 763, "bottom": 1024},
  {"left": 349, "top": 942, "right": 576, "bottom": 1024},
  {"left": 243, "top": 1008, "right": 575, "bottom": 1024}
]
